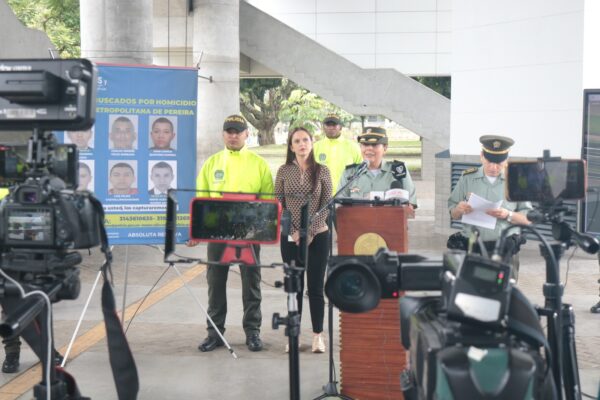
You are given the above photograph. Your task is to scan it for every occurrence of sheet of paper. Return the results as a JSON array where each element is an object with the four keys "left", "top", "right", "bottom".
[{"left": 461, "top": 193, "right": 502, "bottom": 230}]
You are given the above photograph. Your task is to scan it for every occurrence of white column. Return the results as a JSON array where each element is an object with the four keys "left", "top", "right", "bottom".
[
  {"left": 80, "top": 0, "right": 153, "bottom": 65},
  {"left": 193, "top": 0, "right": 240, "bottom": 168}
]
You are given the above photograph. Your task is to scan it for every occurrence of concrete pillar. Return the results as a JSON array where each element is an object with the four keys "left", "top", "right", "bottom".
[
  {"left": 421, "top": 137, "right": 443, "bottom": 181},
  {"left": 80, "top": 0, "right": 153, "bottom": 64},
  {"left": 193, "top": 0, "right": 240, "bottom": 168}
]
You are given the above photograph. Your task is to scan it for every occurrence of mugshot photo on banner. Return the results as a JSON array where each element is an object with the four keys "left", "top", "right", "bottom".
[{"left": 61, "top": 64, "right": 197, "bottom": 244}]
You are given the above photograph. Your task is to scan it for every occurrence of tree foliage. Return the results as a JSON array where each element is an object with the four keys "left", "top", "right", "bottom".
[
  {"left": 241, "top": 78, "right": 355, "bottom": 145},
  {"left": 240, "top": 78, "right": 297, "bottom": 146},
  {"left": 279, "top": 88, "right": 353, "bottom": 135},
  {"left": 8, "top": 0, "right": 80, "bottom": 58}
]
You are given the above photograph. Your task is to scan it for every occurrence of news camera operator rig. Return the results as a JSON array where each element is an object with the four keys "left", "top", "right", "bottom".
[
  {"left": 325, "top": 151, "right": 598, "bottom": 400},
  {"left": 0, "top": 59, "right": 138, "bottom": 400}
]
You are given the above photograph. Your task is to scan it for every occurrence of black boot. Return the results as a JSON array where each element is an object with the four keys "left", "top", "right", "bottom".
[{"left": 2, "top": 352, "right": 19, "bottom": 373}]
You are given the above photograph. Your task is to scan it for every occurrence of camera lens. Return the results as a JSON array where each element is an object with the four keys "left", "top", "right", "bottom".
[
  {"left": 338, "top": 270, "right": 366, "bottom": 300},
  {"left": 325, "top": 261, "right": 382, "bottom": 313}
]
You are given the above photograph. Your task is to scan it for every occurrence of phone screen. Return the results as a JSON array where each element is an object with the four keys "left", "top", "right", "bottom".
[
  {"left": 506, "top": 160, "right": 586, "bottom": 202},
  {"left": 190, "top": 198, "right": 280, "bottom": 244}
]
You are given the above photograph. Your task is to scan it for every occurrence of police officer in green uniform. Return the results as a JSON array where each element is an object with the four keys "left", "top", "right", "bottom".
[
  {"left": 314, "top": 113, "right": 362, "bottom": 193},
  {"left": 338, "top": 127, "right": 417, "bottom": 209},
  {"left": 193, "top": 115, "right": 274, "bottom": 352},
  {"left": 448, "top": 135, "right": 531, "bottom": 278}
]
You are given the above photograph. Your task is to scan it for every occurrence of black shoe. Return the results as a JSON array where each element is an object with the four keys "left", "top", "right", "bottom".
[
  {"left": 198, "top": 336, "right": 224, "bottom": 352},
  {"left": 2, "top": 353, "right": 19, "bottom": 373},
  {"left": 246, "top": 333, "right": 263, "bottom": 352},
  {"left": 591, "top": 301, "right": 600, "bottom": 314}
]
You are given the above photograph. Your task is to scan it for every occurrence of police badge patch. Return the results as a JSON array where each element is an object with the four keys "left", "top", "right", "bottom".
[
  {"left": 391, "top": 160, "right": 407, "bottom": 180},
  {"left": 319, "top": 153, "right": 326, "bottom": 162},
  {"left": 214, "top": 170, "right": 224, "bottom": 181}
]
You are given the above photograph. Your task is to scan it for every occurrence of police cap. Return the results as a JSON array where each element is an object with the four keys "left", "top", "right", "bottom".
[
  {"left": 223, "top": 115, "right": 248, "bottom": 132},
  {"left": 480, "top": 135, "right": 514, "bottom": 163},
  {"left": 323, "top": 113, "right": 342, "bottom": 125},
  {"left": 358, "top": 126, "right": 388, "bottom": 145}
]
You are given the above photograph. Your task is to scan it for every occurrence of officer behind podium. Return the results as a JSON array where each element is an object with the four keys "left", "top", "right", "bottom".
[
  {"left": 338, "top": 127, "right": 417, "bottom": 210},
  {"left": 448, "top": 135, "right": 531, "bottom": 278}
]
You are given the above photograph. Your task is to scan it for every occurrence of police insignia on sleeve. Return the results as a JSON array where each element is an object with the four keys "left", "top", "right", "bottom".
[
  {"left": 462, "top": 167, "right": 478, "bottom": 175},
  {"left": 345, "top": 163, "right": 361, "bottom": 170},
  {"left": 319, "top": 153, "right": 326, "bottom": 162},
  {"left": 391, "top": 160, "right": 407, "bottom": 180}
]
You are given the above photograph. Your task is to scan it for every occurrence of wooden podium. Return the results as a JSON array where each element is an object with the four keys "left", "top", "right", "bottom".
[{"left": 336, "top": 204, "right": 409, "bottom": 400}]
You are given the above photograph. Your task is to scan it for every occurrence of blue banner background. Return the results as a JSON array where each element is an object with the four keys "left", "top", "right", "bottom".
[{"left": 61, "top": 64, "right": 197, "bottom": 244}]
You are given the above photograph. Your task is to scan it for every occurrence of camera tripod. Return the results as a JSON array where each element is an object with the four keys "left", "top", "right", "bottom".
[
  {"left": 0, "top": 263, "right": 86, "bottom": 399},
  {"left": 272, "top": 261, "right": 304, "bottom": 400},
  {"left": 501, "top": 207, "right": 599, "bottom": 400}
]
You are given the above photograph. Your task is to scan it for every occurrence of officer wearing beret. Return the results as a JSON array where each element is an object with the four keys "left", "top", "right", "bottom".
[
  {"left": 192, "top": 114, "right": 273, "bottom": 352},
  {"left": 313, "top": 113, "right": 362, "bottom": 193},
  {"left": 338, "top": 127, "right": 417, "bottom": 208},
  {"left": 448, "top": 135, "right": 532, "bottom": 277}
]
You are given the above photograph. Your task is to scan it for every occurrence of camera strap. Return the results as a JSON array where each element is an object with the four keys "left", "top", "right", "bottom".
[{"left": 89, "top": 195, "right": 140, "bottom": 400}]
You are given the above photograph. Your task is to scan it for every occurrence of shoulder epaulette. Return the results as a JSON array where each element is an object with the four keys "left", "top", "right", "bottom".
[
  {"left": 462, "top": 167, "right": 478, "bottom": 175},
  {"left": 390, "top": 160, "right": 407, "bottom": 180},
  {"left": 345, "top": 163, "right": 361, "bottom": 170}
]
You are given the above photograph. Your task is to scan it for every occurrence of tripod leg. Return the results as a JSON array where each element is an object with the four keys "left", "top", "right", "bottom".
[
  {"left": 561, "top": 304, "right": 581, "bottom": 400},
  {"left": 62, "top": 268, "right": 103, "bottom": 367},
  {"left": 170, "top": 264, "right": 238, "bottom": 359}
]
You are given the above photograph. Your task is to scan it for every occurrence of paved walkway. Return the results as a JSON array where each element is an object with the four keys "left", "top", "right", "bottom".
[{"left": 0, "top": 180, "right": 598, "bottom": 399}]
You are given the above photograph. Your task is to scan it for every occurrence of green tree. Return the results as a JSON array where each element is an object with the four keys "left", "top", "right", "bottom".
[
  {"left": 8, "top": 0, "right": 80, "bottom": 58},
  {"left": 241, "top": 78, "right": 355, "bottom": 145},
  {"left": 279, "top": 88, "right": 353, "bottom": 135},
  {"left": 240, "top": 78, "right": 297, "bottom": 145}
]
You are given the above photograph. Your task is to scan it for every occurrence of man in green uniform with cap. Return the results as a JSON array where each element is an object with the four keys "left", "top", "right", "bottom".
[
  {"left": 193, "top": 114, "right": 273, "bottom": 352},
  {"left": 338, "top": 127, "right": 417, "bottom": 209},
  {"left": 314, "top": 113, "right": 362, "bottom": 193},
  {"left": 448, "top": 135, "right": 531, "bottom": 277}
]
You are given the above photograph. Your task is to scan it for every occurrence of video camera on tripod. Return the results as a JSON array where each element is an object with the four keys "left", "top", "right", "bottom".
[
  {"left": 325, "top": 152, "right": 596, "bottom": 400},
  {"left": 0, "top": 59, "right": 137, "bottom": 400}
]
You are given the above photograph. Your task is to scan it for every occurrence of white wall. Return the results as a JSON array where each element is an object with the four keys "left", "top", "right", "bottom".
[
  {"left": 245, "top": 0, "right": 452, "bottom": 76},
  {"left": 583, "top": 0, "right": 600, "bottom": 89},
  {"left": 450, "top": 0, "right": 585, "bottom": 158}
]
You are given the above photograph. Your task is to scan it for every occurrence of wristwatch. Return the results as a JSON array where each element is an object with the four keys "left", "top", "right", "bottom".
[{"left": 507, "top": 211, "right": 513, "bottom": 223}]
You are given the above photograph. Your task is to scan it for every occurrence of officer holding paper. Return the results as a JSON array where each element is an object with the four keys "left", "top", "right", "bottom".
[{"left": 448, "top": 135, "right": 532, "bottom": 277}]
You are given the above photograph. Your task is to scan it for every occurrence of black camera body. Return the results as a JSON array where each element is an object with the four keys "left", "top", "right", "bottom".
[
  {"left": 0, "top": 177, "right": 101, "bottom": 257},
  {"left": 0, "top": 59, "right": 96, "bottom": 131},
  {"left": 326, "top": 249, "right": 550, "bottom": 400}
]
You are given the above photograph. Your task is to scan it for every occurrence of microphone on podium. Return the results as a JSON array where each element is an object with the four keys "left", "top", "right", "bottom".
[
  {"left": 355, "top": 161, "right": 368, "bottom": 176},
  {"left": 390, "top": 181, "right": 402, "bottom": 190}
]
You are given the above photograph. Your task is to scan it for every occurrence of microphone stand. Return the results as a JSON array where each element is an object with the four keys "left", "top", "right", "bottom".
[{"left": 312, "top": 165, "right": 367, "bottom": 400}]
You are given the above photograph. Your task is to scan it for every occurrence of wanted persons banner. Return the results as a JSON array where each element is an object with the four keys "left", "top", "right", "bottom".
[{"left": 61, "top": 64, "right": 197, "bottom": 244}]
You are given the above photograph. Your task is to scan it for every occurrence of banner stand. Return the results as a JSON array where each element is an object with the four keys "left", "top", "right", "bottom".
[
  {"left": 61, "top": 246, "right": 116, "bottom": 367},
  {"left": 62, "top": 245, "right": 134, "bottom": 366}
]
